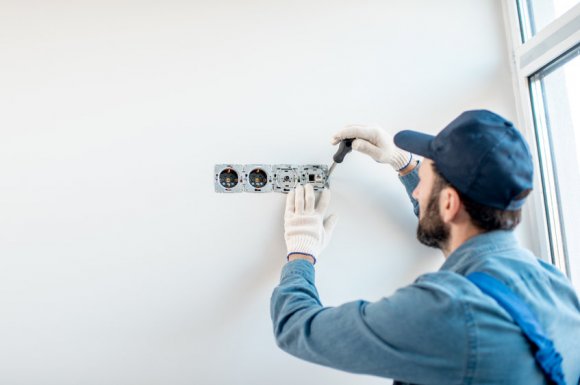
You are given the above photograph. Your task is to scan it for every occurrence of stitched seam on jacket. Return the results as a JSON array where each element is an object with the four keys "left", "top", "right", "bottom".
[{"left": 462, "top": 299, "right": 478, "bottom": 385}]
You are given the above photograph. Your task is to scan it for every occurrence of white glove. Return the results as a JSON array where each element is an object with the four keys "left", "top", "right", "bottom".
[
  {"left": 331, "top": 124, "right": 412, "bottom": 171},
  {"left": 284, "top": 184, "right": 338, "bottom": 260}
]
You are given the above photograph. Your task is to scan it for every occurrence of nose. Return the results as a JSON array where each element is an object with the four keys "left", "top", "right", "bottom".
[{"left": 412, "top": 186, "right": 419, "bottom": 200}]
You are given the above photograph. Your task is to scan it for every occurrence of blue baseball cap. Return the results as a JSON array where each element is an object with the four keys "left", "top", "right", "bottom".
[{"left": 394, "top": 110, "right": 534, "bottom": 211}]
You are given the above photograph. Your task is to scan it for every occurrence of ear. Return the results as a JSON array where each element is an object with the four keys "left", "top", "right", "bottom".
[{"left": 439, "top": 187, "right": 462, "bottom": 223}]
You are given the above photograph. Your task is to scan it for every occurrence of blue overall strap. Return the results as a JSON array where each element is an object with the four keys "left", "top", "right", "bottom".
[{"left": 466, "top": 272, "right": 566, "bottom": 385}]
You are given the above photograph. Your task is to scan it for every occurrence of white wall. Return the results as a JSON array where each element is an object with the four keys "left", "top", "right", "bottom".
[{"left": 0, "top": 1, "right": 529, "bottom": 384}]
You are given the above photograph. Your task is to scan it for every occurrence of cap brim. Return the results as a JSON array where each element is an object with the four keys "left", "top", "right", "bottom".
[{"left": 394, "top": 130, "right": 435, "bottom": 158}]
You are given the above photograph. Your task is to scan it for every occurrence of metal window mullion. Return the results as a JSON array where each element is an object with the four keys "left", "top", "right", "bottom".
[
  {"left": 503, "top": 0, "right": 553, "bottom": 261},
  {"left": 516, "top": 0, "right": 532, "bottom": 43},
  {"left": 528, "top": 77, "right": 569, "bottom": 275}
]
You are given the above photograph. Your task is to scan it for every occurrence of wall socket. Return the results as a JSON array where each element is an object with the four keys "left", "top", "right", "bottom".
[{"left": 215, "top": 164, "right": 328, "bottom": 193}]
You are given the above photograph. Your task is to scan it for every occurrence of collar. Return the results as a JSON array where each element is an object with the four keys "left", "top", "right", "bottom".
[{"left": 440, "top": 230, "right": 520, "bottom": 274}]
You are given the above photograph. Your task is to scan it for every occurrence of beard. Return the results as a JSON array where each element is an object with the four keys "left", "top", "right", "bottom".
[{"left": 416, "top": 190, "right": 450, "bottom": 250}]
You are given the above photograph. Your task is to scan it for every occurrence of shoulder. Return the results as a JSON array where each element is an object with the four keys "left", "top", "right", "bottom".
[
  {"left": 362, "top": 271, "right": 478, "bottom": 380},
  {"left": 412, "top": 270, "right": 480, "bottom": 300},
  {"left": 366, "top": 270, "right": 480, "bottom": 339}
]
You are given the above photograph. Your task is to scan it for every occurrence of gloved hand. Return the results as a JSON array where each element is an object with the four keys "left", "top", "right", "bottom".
[
  {"left": 331, "top": 124, "right": 413, "bottom": 171},
  {"left": 284, "top": 184, "right": 338, "bottom": 262}
]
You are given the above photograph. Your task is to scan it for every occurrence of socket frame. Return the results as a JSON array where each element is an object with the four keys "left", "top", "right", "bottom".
[
  {"left": 214, "top": 164, "right": 244, "bottom": 193},
  {"left": 243, "top": 164, "right": 273, "bottom": 193}
]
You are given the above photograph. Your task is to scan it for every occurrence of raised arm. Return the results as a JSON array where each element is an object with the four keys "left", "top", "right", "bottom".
[
  {"left": 331, "top": 124, "right": 420, "bottom": 217},
  {"left": 270, "top": 261, "right": 469, "bottom": 383},
  {"left": 398, "top": 160, "right": 420, "bottom": 217}
]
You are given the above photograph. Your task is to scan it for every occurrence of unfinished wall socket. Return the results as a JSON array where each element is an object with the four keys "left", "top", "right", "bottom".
[{"left": 215, "top": 164, "right": 328, "bottom": 193}]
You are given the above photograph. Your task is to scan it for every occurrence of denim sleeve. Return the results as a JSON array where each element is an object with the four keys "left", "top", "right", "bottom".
[
  {"left": 270, "top": 261, "right": 470, "bottom": 383},
  {"left": 398, "top": 161, "right": 420, "bottom": 218}
]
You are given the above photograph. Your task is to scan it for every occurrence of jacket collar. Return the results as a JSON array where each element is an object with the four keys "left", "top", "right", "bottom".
[{"left": 440, "top": 230, "right": 520, "bottom": 274}]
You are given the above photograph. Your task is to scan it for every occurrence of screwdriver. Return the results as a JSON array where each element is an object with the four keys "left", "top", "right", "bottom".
[{"left": 327, "top": 138, "right": 354, "bottom": 182}]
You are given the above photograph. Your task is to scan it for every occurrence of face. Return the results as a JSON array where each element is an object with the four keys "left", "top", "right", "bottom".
[{"left": 412, "top": 160, "right": 450, "bottom": 250}]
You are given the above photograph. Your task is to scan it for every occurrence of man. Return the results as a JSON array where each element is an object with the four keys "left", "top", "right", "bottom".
[{"left": 270, "top": 110, "right": 580, "bottom": 384}]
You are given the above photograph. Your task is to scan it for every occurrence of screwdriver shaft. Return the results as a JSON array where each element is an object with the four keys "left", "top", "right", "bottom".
[
  {"left": 327, "top": 161, "right": 337, "bottom": 179},
  {"left": 326, "top": 138, "right": 354, "bottom": 185}
]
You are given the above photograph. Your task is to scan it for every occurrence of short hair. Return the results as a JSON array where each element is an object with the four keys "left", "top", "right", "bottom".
[{"left": 431, "top": 163, "right": 530, "bottom": 231}]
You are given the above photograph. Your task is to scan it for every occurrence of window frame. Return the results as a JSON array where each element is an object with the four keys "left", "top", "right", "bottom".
[{"left": 501, "top": 1, "right": 580, "bottom": 276}]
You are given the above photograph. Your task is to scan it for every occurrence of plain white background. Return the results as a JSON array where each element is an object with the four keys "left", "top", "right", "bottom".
[{"left": 0, "top": 1, "right": 533, "bottom": 384}]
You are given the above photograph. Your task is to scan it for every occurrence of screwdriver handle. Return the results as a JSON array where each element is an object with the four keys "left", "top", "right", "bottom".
[{"left": 333, "top": 138, "right": 354, "bottom": 163}]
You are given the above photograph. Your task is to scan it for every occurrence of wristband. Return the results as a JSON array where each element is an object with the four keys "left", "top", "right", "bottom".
[
  {"left": 396, "top": 152, "right": 414, "bottom": 172},
  {"left": 287, "top": 252, "right": 317, "bottom": 265}
]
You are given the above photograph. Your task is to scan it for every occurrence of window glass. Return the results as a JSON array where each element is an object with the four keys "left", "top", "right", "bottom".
[
  {"left": 519, "top": 0, "right": 579, "bottom": 40},
  {"left": 530, "top": 46, "right": 580, "bottom": 287}
]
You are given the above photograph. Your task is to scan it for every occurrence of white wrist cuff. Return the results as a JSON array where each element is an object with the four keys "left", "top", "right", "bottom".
[{"left": 391, "top": 149, "right": 413, "bottom": 171}]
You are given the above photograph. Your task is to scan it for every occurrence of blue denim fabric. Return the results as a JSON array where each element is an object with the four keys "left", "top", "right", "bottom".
[{"left": 271, "top": 166, "right": 580, "bottom": 384}]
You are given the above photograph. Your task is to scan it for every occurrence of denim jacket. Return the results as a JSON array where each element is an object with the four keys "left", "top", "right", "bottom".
[{"left": 270, "top": 166, "right": 580, "bottom": 384}]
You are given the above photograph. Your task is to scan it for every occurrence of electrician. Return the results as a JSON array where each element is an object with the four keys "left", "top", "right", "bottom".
[{"left": 270, "top": 110, "right": 580, "bottom": 384}]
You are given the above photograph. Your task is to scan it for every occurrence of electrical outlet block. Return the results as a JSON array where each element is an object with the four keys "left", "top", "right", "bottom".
[{"left": 215, "top": 164, "right": 328, "bottom": 193}]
